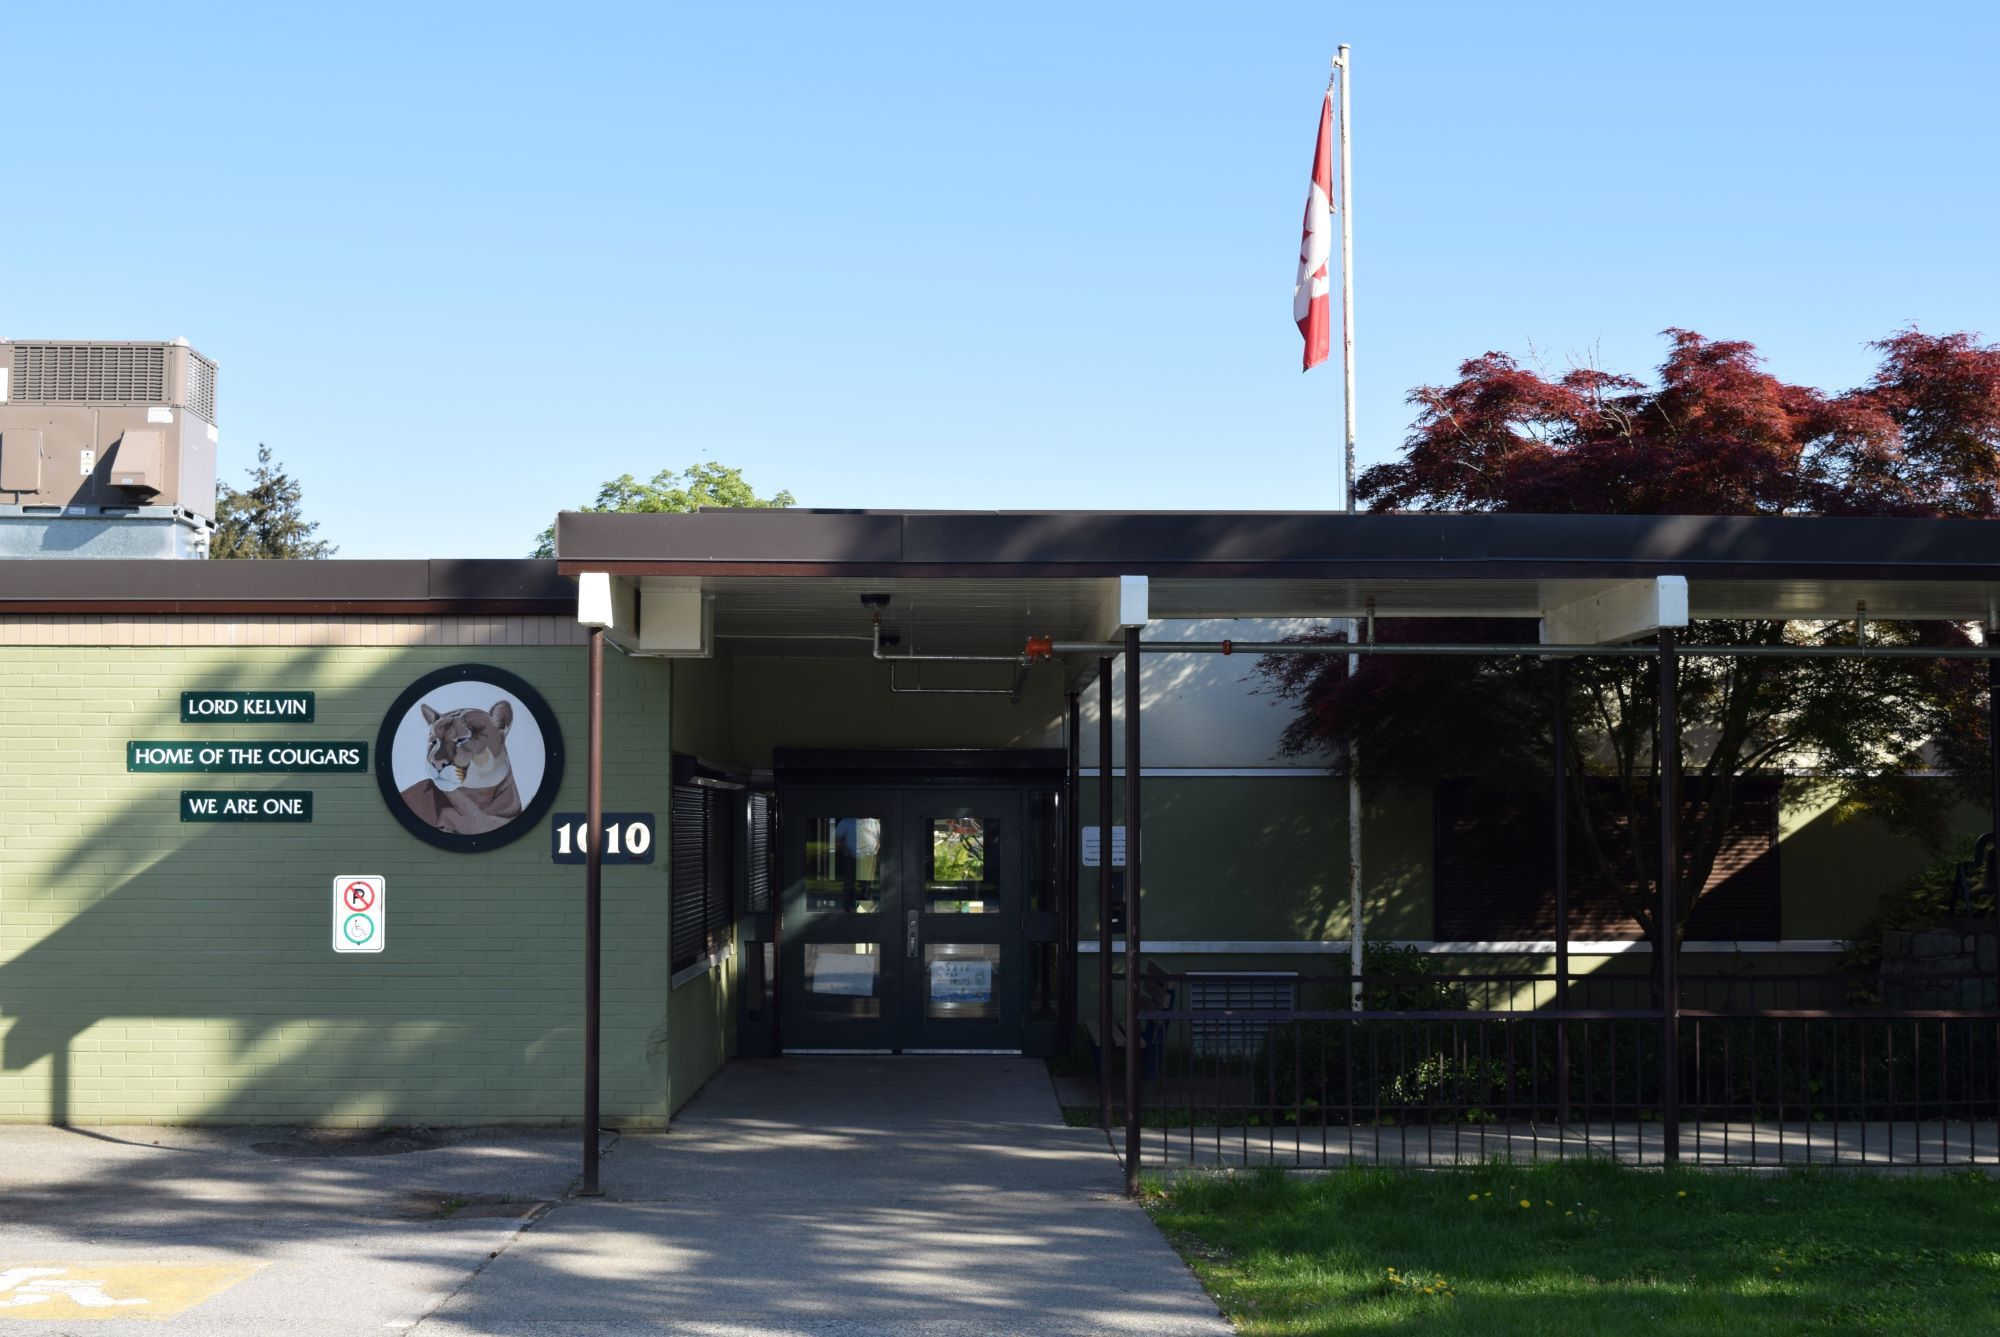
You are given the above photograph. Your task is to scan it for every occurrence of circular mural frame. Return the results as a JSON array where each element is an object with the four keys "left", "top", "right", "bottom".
[{"left": 374, "top": 663, "right": 565, "bottom": 853}]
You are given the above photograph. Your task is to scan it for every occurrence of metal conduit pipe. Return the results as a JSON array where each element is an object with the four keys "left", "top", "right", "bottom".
[
  {"left": 885, "top": 670, "right": 1023, "bottom": 696},
  {"left": 1039, "top": 639, "right": 2000, "bottom": 660},
  {"left": 875, "top": 617, "right": 1032, "bottom": 699},
  {"left": 873, "top": 617, "right": 1028, "bottom": 666}
]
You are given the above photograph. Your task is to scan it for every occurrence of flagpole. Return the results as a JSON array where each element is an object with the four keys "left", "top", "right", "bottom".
[
  {"left": 1336, "top": 44, "right": 1356, "bottom": 515},
  {"left": 1334, "top": 44, "right": 1364, "bottom": 1009}
]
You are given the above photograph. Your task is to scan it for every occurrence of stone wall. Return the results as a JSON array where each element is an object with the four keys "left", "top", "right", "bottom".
[{"left": 1880, "top": 919, "right": 1999, "bottom": 1009}]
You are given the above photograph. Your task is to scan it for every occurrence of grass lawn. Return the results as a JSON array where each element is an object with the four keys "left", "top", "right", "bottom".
[{"left": 1144, "top": 1161, "right": 2000, "bottom": 1334}]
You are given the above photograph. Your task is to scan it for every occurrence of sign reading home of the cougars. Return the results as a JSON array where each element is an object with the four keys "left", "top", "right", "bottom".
[
  {"left": 181, "top": 691, "right": 315, "bottom": 723},
  {"left": 127, "top": 741, "right": 367, "bottom": 772}
]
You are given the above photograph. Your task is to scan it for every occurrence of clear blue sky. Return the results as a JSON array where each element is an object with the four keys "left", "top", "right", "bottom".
[{"left": 8, "top": 2, "right": 1997, "bottom": 559}]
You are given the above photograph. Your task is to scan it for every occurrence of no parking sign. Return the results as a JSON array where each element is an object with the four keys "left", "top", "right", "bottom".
[{"left": 333, "top": 875, "right": 385, "bottom": 954}]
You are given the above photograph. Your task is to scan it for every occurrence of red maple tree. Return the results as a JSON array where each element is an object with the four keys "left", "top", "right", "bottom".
[{"left": 1261, "top": 329, "right": 2000, "bottom": 954}]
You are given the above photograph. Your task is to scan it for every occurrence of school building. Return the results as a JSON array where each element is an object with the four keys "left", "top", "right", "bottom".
[{"left": 0, "top": 507, "right": 1994, "bottom": 1132}]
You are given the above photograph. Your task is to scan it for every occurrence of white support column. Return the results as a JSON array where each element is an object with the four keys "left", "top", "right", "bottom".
[
  {"left": 1086, "top": 575, "right": 1150, "bottom": 642},
  {"left": 575, "top": 572, "right": 634, "bottom": 642},
  {"left": 578, "top": 573, "right": 710, "bottom": 656},
  {"left": 1542, "top": 576, "right": 1689, "bottom": 645}
]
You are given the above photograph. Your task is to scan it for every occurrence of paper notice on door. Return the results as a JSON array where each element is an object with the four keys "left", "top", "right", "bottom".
[
  {"left": 929, "top": 958, "right": 994, "bottom": 1004},
  {"left": 810, "top": 949, "right": 878, "bottom": 997}
]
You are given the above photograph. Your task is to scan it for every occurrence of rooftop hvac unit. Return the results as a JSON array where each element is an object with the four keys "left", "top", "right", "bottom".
[{"left": 0, "top": 339, "right": 220, "bottom": 558}]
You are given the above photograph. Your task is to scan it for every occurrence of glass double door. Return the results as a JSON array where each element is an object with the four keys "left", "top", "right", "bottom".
[{"left": 781, "top": 785, "right": 1029, "bottom": 1053}]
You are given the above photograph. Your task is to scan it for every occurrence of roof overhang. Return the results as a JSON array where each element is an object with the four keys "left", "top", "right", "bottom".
[
  {"left": 5, "top": 513, "right": 1994, "bottom": 656},
  {"left": 552, "top": 511, "right": 2000, "bottom": 656},
  {"left": 0, "top": 559, "right": 570, "bottom": 615},
  {"left": 555, "top": 510, "right": 2000, "bottom": 586}
]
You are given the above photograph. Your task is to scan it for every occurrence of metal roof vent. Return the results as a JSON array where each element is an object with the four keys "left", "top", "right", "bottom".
[{"left": 5, "top": 340, "right": 218, "bottom": 425}]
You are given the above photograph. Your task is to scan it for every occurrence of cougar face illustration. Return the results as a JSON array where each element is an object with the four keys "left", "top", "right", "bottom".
[{"left": 398, "top": 700, "right": 524, "bottom": 835}]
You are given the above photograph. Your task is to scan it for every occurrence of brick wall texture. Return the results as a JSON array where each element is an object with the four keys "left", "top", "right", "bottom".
[{"left": 0, "top": 636, "right": 707, "bottom": 1127}]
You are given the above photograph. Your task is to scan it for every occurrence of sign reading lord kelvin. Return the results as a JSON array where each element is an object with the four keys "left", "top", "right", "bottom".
[
  {"left": 127, "top": 742, "right": 367, "bottom": 772},
  {"left": 180, "top": 691, "right": 316, "bottom": 723}
]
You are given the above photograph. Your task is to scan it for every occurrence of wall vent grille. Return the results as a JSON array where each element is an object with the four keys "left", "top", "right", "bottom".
[
  {"left": 10, "top": 344, "right": 168, "bottom": 404},
  {"left": 183, "top": 350, "right": 218, "bottom": 423},
  {"left": 1188, "top": 973, "right": 1297, "bottom": 1058}
]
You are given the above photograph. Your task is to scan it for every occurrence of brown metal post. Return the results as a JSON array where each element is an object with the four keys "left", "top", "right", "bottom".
[
  {"left": 1062, "top": 691, "right": 1081, "bottom": 1051},
  {"left": 582, "top": 626, "right": 605, "bottom": 1195},
  {"left": 1123, "top": 626, "right": 1144, "bottom": 1194},
  {"left": 1553, "top": 657, "right": 1571, "bottom": 1124},
  {"left": 1657, "top": 627, "right": 1680, "bottom": 1164},
  {"left": 1988, "top": 657, "right": 1998, "bottom": 1007},
  {"left": 1096, "top": 658, "right": 1115, "bottom": 1133}
]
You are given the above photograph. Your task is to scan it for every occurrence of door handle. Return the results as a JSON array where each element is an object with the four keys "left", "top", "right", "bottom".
[{"left": 906, "top": 908, "right": 919, "bottom": 960}]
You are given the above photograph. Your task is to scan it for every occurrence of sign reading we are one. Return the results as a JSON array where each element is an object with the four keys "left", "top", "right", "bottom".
[{"left": 181, "top": 790, "right": 314, "bottom": 822}]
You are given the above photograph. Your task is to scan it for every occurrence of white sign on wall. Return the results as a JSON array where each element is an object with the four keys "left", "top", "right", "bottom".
[
  {"left": 333, "top": 875, "right": 385, "bottom": 954},
  {"left": 1080, "top": 826, "right": 1127, "bottom": 868}
]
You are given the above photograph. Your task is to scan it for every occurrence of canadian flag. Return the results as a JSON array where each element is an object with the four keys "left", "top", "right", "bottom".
[{"left": 1294, "top": 88, "right": 1334, "bottom": 372}]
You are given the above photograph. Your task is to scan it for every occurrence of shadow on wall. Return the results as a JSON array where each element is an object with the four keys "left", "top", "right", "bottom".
[
  {"left": 1076, "top": 626, "right": 1337, "bottom": 772},
  {"left": 0, "top": 644, "right": 669, "bottom": 1127},
  {"left": 1080, "top": 777, "right": 1429, "bottom": 944}
]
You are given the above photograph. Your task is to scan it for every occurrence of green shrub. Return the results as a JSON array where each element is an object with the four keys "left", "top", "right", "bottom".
[{"left": 1838, "top": 835, "right": 1987, "bottom": 990}]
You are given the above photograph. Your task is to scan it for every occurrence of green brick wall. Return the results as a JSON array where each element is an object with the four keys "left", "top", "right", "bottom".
[{"left": 0, "top": 642, "right": 710, "bottom": 1127}]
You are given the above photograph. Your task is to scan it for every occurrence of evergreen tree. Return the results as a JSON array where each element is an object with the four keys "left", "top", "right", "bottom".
[{"left": 210, "top": 444, "right": 336, "bottom": 559}]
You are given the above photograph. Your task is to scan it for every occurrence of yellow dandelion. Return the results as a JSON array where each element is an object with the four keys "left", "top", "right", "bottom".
[
  {"left": 1565, "top": 1211, "right": 1574, "bottom": 1217},
  {"left": 1468, "top": 1193, "right": 1479, "bottom": 1201},
  {"left": 1677, "top": 1190, "right": 1687, "bottom": 1198},
  {"left": 1483, "top": 1191, "right": 1493, "bottom": 1198},
  {"left": 1519, "top": 1199, "right": 1532, "bottom": 1208},
  {"left": 1545, "top": 1199, "right": 1554, "bottom": 1207}
]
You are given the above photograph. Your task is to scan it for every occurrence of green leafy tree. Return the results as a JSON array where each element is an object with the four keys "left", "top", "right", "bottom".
[
  {"left": 209, "top": 444, "right": 336, "bottom": 559},
  {"left": 532, "top": 461, "right": 795, "bottom": 558}
]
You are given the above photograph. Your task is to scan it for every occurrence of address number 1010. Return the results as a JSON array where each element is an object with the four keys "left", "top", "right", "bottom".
[{"left": 549, "top": 812, "right": 656, "bottom": 865}]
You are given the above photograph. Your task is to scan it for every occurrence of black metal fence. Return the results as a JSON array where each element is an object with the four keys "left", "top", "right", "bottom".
[{"left": 1111, "top": 967, "right": 2000, "bottom": 1168}]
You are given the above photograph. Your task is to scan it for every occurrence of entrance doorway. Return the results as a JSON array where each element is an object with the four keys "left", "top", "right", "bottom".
[{"left": 779, "top": 781, "right": 1061, "bottom": 1053}]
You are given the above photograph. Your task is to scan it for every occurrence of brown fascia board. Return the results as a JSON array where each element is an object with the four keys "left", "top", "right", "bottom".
[
  {"left": 0, "top": 559, "right": 572, "bottom": 614},
  {"left": 553, "top": 510, "right": 2000, "bottom": 583}
]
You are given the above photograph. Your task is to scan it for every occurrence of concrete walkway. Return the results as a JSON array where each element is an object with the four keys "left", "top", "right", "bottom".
[
  {"left": 423, "top": 1057, "right": 1231, "bottom": 1335},
  {"left": 0, "top": 1123, "right": 587, "bottom": 1334},
  {"left": 0, "top": 1059, "right": 1229, "bottom": 1335}
]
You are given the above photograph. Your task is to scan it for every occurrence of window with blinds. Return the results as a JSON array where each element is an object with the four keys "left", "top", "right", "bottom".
[
  {"left": 671, "top": 784, "right": 739, "bottom": 975},
  {"left": 670, "top": 784, "right": 776, "bottom": 978},
  {"left": 746, "top": 793, "right": 774, "bottom": 913},
  {"left": 1433, "top": 777, "right": 1780, "bottom": 941}
]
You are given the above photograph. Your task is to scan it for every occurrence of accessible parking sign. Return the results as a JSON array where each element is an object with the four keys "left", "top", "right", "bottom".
[{"left": 333, "top": 875, "right": 385, "bottom": 954}]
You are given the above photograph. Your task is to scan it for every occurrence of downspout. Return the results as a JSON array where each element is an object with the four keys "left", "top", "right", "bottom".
[
  {"left": 1096, "top": 657, "right": 1115, "bottom": 1133},
  {"left": 1348, "top": 601, "right": 1372, "bottom": 1010}
]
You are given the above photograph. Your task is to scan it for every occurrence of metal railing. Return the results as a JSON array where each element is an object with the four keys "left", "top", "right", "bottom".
[{"left": 1104, "top": 968, "right": 2000, "bottom": 1168}]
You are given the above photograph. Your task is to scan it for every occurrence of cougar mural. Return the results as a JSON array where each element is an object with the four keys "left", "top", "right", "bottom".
[{"left": 397, "top": 701, "right": 523, "bottom": 835}]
